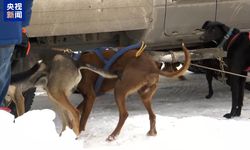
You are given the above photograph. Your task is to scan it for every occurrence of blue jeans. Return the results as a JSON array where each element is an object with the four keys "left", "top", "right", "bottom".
[{"left": 0, "top": 45, "right": 14, "bottom": 106}]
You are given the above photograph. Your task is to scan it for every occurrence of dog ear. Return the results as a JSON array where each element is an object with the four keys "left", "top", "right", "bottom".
[{"left": 202, "top": 21, "right": 212, "bottom": 29}]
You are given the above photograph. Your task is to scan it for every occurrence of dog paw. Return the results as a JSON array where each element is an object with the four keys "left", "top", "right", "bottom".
[
  {"left": 147, "top": 129, "right": 157, "bottom": 136},
  {"left": 106, "top": 135, "right": 116, "bottom": 142},
  {"left": 205, "top": 95, "right": 212, "bottom": 99},
  {"left": 224, "top": 107, "right": 242, "bottom": 119},
  {"left": 205, "top": 92, "right": 213, "bottom": 99},
  {"left": 223, "top": 113, "right": 232, "bottom": 119}
]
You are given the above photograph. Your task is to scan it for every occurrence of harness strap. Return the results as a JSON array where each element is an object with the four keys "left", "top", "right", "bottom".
[
  {"left": 135, "top": 41, "right": 146, "bottom": 57},
  {"left": 93, "top": 47, "right": 109, "bottom": 64},
  {"left": 94, "top": 42, "right": 142, "bottom": 94},
  {"left": 245, "top": 67, "right": 250, "bottom": 72},
  {"left": 25, "top": 41, "right": 31, "bottom": 55},
  {"left": 224, "top": 31, "right": 250, "bottom": 51},
  {"left": 226, "top": 32, "right": 250, "bottom": 71},
  {"left": 226, "top": 33, "right": 240, "bottom": 51}
]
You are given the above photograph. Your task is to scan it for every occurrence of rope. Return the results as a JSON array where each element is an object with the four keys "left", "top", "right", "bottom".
[{"left": 190, "top": 63, "right": 250, "bottom": 79}]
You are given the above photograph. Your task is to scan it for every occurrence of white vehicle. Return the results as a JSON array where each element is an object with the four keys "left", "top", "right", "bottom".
[{"left": 28, "top": 0, "right": 250, "bottom": 50}]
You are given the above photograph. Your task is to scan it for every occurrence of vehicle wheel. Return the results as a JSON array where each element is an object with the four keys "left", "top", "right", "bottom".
[{"left": 8, "top": 87, "right": 36, "bottom": 117}]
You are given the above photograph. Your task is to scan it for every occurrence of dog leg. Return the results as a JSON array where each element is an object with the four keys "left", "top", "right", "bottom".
[
  {"left": 138, "top": 84, "right": 157, "bottom": 136},
  {"left": 47, "top": 91, "right": 80, "bottom": 136},
  {"left": 76, "top": 81, "right": 87, "bottom": 114},
  {"left": 239, "top": 76, "right": 246, "bottom": 108},
  {"left": 205, "top": 71, "right": 214, "bottom": 99},
  {"left": 224, "top": 76, "right": 243, "bottom": 118},
  {"left": 48, "top": 95, "right": 67, "bottom": 135},
  {"left": 234, "top": 75, "right": 247, "bottom": 117},
  {"left": 13, "top": 87, "right": 25, "bottom": 116},
  {"left": 77, "top": 100, "right": 85, "bottom": 114},
  {"left": 52, "top": 101, "right": 72, "bottom": 135},
  {"left": 224, "top": 58, "right": 247, "bottom": 118},
  {"left": 107, "top": 88, "right": 128, "bottom": 141},
  {"left": 77, "top": 80, "right": 97, "bottom": 132},
  {"left": 78, "top": 88, "right": 96, "bottom": 132}
]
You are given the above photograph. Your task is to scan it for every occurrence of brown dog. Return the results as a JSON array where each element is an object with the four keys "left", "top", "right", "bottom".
[{"left": 77, "top": 43, "right": 191, "bottom": 141}]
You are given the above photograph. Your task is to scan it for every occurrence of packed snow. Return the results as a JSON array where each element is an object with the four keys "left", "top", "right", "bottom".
[{"left": 1, "top": 72, "right": 250, "bottom": 150}]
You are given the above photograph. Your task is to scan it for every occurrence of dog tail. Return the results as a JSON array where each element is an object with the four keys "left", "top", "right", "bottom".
[
  {"left": 11, "top": 60, "right": 43, "bottom": 84},
  {"left": 79, "top": 64, "right": 118, "bottom": 79},
  {"left": 158, "top": 43, "right": 191, "bottom": 78}
]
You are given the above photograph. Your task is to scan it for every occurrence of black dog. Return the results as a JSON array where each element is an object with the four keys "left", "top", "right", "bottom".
[{"left": 201, "top": 20, "right": 250, "bottom": 119}]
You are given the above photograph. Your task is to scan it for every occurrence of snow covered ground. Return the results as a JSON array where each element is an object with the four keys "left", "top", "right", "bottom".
[{"left": 1, "top": 72, "right": 250, "bottom": 150}]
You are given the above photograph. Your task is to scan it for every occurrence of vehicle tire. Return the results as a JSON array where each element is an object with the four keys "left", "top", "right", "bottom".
[{"left": 8, "top": 87, "right": 36, "bottom": 117}]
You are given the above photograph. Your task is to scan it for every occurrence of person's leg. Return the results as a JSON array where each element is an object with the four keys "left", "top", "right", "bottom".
[{"left": 0, "top": 45, "right": 15, "bottom": 107}]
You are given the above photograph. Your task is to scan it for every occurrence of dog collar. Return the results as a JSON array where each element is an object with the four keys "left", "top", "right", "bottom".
[{"left": 217, "top": 28, "right": 234, "bottom": 48}]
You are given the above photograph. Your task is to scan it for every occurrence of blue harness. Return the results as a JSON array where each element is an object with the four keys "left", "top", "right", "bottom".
[{"left": 93, "top": 42, "right": 142, "bottom": 94}]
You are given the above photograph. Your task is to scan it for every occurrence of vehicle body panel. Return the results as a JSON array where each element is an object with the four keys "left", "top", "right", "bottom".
[{"left": 27, "top": 0, "right": 250, "bottom": 50}]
